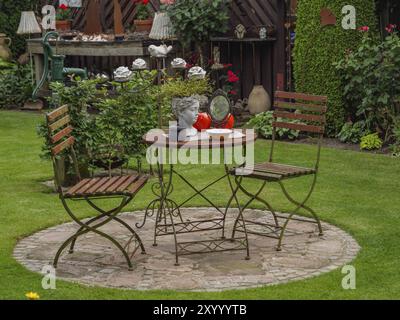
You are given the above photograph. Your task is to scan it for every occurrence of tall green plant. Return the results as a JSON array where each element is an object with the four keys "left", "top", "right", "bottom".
[
  {"left": 335, "top": 30, "right": 400, "bottom": 143},
  {"left": 166, "top": 0, "right": 230, "bottom": 66},
  {"left": 293, "top": 0, "right": 378, "bottom": 136}
]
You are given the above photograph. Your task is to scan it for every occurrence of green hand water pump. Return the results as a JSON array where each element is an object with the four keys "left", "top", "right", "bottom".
[{"left": 32, "top": 31, "right": 88, "bottom": 99}]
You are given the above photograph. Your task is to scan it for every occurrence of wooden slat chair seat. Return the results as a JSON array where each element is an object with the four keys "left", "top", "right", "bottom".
[
  {"left": 229, "top": 91, "right": 328, "bottom": 252},
  {"left": 46, "top": 105, "right": 147, "bottom": 271},
  {"left": 64, "top": 174, "right": 148, "bottom": 198},
  {"left": 234, "top": 162, "right": 316, "bottom": 181}
]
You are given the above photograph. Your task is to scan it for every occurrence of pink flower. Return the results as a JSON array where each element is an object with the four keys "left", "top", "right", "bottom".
[
  {"left": 358, "top": 26, "right": 370, "bottom": 32},
  {"left": 160, "top": 0, "right": 175, "bottom": 4}
]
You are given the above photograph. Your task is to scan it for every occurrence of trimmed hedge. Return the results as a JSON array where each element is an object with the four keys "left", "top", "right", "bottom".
[
  {"left": 0, "top": 1, "right": 40, "bottom": 59},
  {"left": 293, "top": 0, "right": 378, "bottom": 135}
]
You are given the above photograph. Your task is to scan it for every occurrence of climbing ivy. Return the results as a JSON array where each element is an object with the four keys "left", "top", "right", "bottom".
[{"left": 293, "top": 0, "right": 378, "bottom": 135}]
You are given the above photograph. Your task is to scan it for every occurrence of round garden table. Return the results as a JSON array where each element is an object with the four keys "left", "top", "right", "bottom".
[{"left": 140, "top": 129, "right": 257, "bottom": 266}]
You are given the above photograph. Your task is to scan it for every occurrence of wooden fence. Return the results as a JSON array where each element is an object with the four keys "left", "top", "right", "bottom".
[{"left": 42, "top": 0, "right": 287, "bottom": 98}]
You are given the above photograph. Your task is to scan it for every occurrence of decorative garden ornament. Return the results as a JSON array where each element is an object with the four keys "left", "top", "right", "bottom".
[
  {"left": 211, "top": 46, "right": 224, "bottom": 70},
  {"left": 188, "top": 66, "right": 206, "bottom": 80},
  {"left": 148, "top": 44, "right": 173, "bottom": 58},
  {"left": 132, "top": 58, "right": 147, "bottom": 70},
  {"left": 234, "top": 24, "right": 246, "bottom": 39},
  {"left": 149, "top": 12, "right": 176, "bottom": 40},
  {"left": 171, "top": 97, "right": 200, "bottom": 140},
  {"left": 113, "top": 66, "right": 132, "bottom": 81},
  {"left": 259, "top": 27, "right": 267, "bottom": 40},
  {"left": 248, "top": 85, "right": 271, "bottom": 114},
  {"left": 171, "top": 58, "right": 187, "bottom": 69},
  {"left": 0, "top": 34, "right": 12, "bottom": 62}
]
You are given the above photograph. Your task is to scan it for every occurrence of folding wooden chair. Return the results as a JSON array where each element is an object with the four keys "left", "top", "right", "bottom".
[
  {"left": 230, "top": 91, "right": 328, "bottom": 252},
  {"left": 46, "top": 105, "right": 149, "bottom": 270}
]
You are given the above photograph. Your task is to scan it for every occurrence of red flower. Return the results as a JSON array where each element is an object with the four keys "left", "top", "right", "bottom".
[
  {"left": 386, "top": 24, "right": 397, "bottom": 33},
  {"left": 228, "top": 90, "right": 237, "bottom": 95},
  {"left": 59, "top": 4, "right": 68, "bottom": 10},
  {"left": 142, "top": 0, "right": 149, "bottom": 4},
  {"left": 358, "top": 26, "right": 369, "bottom": 32},
  {"left": 223, "top": 63, "right": 233, "bottom": 68},
  {"left": 227, "top": 70, "right": 239, "bottom": 83}
]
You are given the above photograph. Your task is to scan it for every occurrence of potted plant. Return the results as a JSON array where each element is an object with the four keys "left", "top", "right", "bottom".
[
  {"left": 56, "top": 3, "right": 73, "bottom": 31},
  {"left": 134, "top": 0, "right": 154, "bottom": 32}
]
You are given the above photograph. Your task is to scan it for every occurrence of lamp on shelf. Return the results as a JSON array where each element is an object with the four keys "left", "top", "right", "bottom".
[
  {"left": 17, "top": 11, "right": 43, "bottom": 109},
  {"left": 148, "top": 12, "right": 176, "bottom": 127},
  {"left": 149, "top": 12, "right": 176, "bottom": 41}
]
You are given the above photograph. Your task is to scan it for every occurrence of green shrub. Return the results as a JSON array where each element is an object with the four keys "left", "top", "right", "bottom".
[
  {"left": 337, "top": 121, "right": 368, "bottom": 144},
  {"left": 245, "top": 111, "right": 300, "bottom": 140},
  {"left": 0, "top": 0, "right": 39, "bottom": 59},
  {"left": 360, "top": 133, "right": 383, "bottom": 150},
  {"left": 293, "top": 0, "right": 378, "bottom": 136},
  {"left": 0, "top": 63, "right": 32, "bottom": 109},
  {"left": 161, "top": 78, "right": 212, "bottom": 99},
  {"left": 335, "top": 31, "right": 400, "bottom": 143}
]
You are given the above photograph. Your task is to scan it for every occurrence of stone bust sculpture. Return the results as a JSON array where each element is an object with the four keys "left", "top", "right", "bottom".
[{"left": 171, "top": 97, "right": 200, "bottom": 140}]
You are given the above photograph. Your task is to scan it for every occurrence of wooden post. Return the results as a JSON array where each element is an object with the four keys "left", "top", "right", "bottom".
[
  {"left": 84, "top": 0, "right": 102, "bottom": 35},
  {"left": 113, "top": 0, "right": 125, "bottom": 37}
]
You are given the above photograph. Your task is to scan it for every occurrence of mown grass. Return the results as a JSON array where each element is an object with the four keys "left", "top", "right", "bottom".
[{"left": 0, "top": 110, "right": 399, "bottom": 300}]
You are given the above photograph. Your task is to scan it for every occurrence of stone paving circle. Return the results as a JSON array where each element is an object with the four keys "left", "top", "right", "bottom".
[{"left": 14, "top": 208, "right": 360, "bottom": 291}]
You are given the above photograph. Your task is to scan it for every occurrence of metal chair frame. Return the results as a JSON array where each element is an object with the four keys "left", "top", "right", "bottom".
[
  {"left": 46, "top": 105, "right": 147, "bottom": 271},
  {"left": 230, "top": 91, "right": 328, "bottom": 251}
]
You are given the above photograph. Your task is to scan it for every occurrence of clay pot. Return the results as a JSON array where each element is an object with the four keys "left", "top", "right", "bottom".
[
  {"left": 56, "top": 20, "right": 72, "bottom": 31},
  {"left": 134, "top": 19, "right": 153, "bottom": 32},
  {"left": 0, "top": 33, "right": 12, "bottom": 61},
  {"left": 248, "top": 85, "right": 271, "bottom": 115}
]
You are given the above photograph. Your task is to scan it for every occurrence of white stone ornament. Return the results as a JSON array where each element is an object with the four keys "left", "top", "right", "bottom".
[
  {"left": 148, "top": 44, "right": 173, "bottom": 58},
  {"left": 113, "top": 66, "right": 132, "bottom": 81},
  {"left": 259, "top": 27, "right": 267, "bottom": 40},
  {"left": 132, "top": 58, "right": 147, "bottom": 70},
  {"left": 188, "top": 66, "right": 206, "bottom": 80},
  {"left": 171, "top": 58, "right": 187, "bottom": 69},
  {"left": 171, "top": 97, "right": 200, "bottom": 140}
]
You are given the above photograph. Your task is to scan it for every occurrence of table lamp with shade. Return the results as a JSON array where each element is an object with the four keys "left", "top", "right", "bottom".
[
  {"left": 148, "top": 12, "right": 176, "bottom": 127},
  {"left": 17, "top": 11, "right": 43, "bottom": 109}
]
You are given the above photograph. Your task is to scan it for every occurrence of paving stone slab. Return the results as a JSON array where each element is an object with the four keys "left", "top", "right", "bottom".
[{"left": 14, "top": 208, "right": 360, "bottom": 292}]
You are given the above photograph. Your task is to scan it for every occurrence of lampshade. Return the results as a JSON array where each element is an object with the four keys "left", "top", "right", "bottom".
[
  {"left": 17, "top": 11, "right": 41, "bottom": 35},
  {"left": 149, "top": 12, "right": 176, "bottom": 41}
]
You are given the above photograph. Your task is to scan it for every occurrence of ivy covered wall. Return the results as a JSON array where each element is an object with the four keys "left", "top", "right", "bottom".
[{"left": 293, "top": 0, "right": 378, "bottom": 135}]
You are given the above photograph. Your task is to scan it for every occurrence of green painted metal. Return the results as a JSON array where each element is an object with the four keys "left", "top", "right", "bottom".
[{"left": 32, "top": 32, "right": 88, "bottom": 99}]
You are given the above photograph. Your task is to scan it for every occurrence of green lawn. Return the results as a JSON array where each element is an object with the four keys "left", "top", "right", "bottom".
[{"left": 0, "top": 110, "right": 399, "bottom": 300}]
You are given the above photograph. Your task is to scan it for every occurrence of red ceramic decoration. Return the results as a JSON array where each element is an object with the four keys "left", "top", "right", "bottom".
[
  {"left": 194, "top": 112, "right": 212, "bottom": 131},
  {"left": 215, "top": 114, "right": 235, "bottom": 129}
]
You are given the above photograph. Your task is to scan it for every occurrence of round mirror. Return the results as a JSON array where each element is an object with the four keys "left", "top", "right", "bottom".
[{"left": 209, "top": 90, "right": 231, "bottom": 124}]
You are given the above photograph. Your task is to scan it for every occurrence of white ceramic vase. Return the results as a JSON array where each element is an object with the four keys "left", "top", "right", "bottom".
[{"left": 248, "top": 85, "right": 271, "bottom": 115}]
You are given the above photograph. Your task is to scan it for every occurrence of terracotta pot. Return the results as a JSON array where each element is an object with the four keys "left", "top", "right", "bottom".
[
  {"left": 56, "top": 20, "right": 72, "bottom": 31},
  {"left": 134, "top": 19, "right": 153, "bottom": 32},
  {"left": 248, "top": 85, "right": 271, "bottom": 115}
]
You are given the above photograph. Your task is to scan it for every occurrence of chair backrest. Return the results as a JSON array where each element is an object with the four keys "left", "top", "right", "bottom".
[
  {"left": 46, "top": 105, "right": 81, "bottom": 187},
  {"left": 269, "top": 91, "right": 328, "bottom": 168}
]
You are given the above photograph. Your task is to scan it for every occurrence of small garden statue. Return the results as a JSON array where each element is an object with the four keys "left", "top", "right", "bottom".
[
  {"left": 172, "top": 97, "right": 200, "bottom": 140},
  {"left": 148, "top": 44, "right": 173, "bottom": 58}
]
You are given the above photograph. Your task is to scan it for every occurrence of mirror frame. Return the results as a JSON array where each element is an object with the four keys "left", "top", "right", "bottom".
[{"left": 207, "top": 89, "right": 232, "bottom": 127}]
